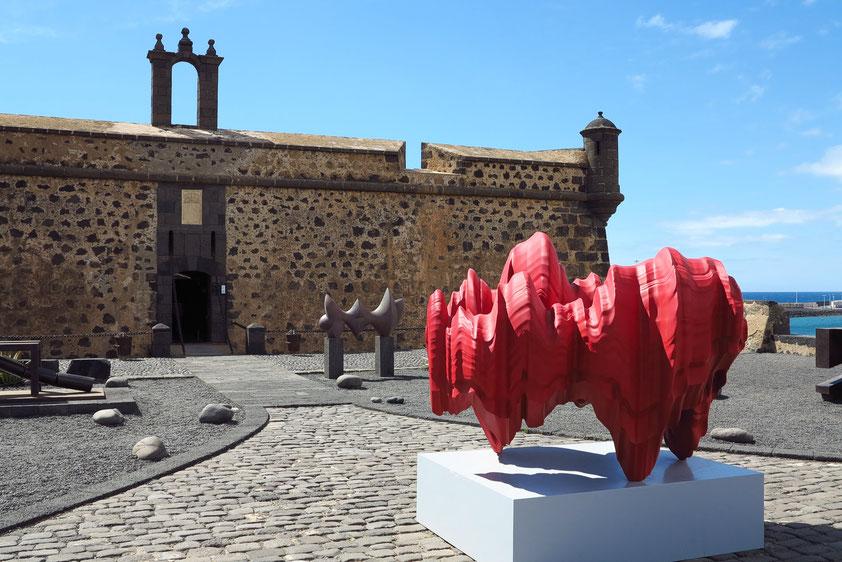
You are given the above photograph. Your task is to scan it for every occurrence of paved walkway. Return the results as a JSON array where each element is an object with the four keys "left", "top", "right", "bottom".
[{"left": 3, "top": 356, "right": 842, "bottom": 561}]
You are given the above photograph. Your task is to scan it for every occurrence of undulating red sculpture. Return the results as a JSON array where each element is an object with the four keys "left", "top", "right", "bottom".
[{"left": 426, "top": 232, "right": 747, "bottom": 481}]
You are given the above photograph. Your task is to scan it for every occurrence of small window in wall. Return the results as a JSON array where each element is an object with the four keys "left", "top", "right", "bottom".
[
  {"left": 168, "top": 230, "right": 174, "bottom": 255},
  {"left": 596, "top": 141, "right": 601, "bottom": 155},
  {"left": 211, "top": 231, "right": 216, "bottom": 257}
]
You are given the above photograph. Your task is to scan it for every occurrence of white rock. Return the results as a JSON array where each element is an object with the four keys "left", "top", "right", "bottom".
[
  {"left": 337, "top": 374, "right": 363, "bottom": 389},
  {"left": 710, "top": 427, "right": 755, "bottom": 443},
  {"left": 92, "top": 408, "right": 124, "bottom": 426},
  {"left": 132, "top": 436, "right": 168, "bottom": 460},
  {"left": 104, "top": 377, "right": 129, "bottom": 388}
]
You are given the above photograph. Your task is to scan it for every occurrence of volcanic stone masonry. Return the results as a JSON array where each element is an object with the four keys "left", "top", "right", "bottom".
[{"left": 0, "top": 31, "right": 623, "bottom": 357}]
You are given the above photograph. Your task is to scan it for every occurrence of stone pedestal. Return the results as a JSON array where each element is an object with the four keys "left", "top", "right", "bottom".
[
  {"left": 325, "top": 337, "right": 343, "bottom": 380},
  {"left": 417, "top": 442, "right": 764, "bottom": 562},
  {"left": 817, "top": 328, "right": 842, "bottom": 369},
  {"left": 246, "top": 323, "right": 266, "bottom": 355},
  {"left": 375, "top": 335, "right": 394, "bottom": 377},
  {"left": 151, "top": 323, "right": 172, "bottom": 358},
  {"left": 67, "top": 359, "right": 111, "bottom": 382}
]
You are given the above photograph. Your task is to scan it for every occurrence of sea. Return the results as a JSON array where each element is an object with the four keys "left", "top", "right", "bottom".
[{"left": 742, "top": 291, "right": 842, "bottom": 336}]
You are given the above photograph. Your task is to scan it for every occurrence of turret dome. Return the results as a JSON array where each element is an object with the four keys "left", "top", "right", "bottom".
[{"left": 583, "top": 111, "right": 619, "bottom": 131}]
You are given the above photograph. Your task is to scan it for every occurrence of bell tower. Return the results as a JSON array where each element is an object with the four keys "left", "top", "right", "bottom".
[{"left": 147, "top": 28, "right": 223, "bottom": 130}]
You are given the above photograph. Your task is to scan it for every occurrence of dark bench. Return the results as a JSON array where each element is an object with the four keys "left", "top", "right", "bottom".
[
  {"left": 816, "top": 375, "right": 842, "bottom": 402},
  {"left": 816, "top": 328, "right": 842, "bottom": 369}
]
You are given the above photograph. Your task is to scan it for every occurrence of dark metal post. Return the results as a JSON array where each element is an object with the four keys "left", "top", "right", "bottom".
[
  {"left": 0, "top": 341, "right": 41, "bottom": 396},
  {"left": 325, "top": 337, "right": 343, "bottom": 379},
  {"left": 172, "top": 280, "right": 186, "bottom": 357},
  {"left": 375, "top": 335, "right": 394, "bottom": 377}
]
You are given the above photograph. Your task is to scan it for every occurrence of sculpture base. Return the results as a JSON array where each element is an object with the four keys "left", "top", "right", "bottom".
[
  {"left": 416, "top": 442, "right": 764, "bottom": 562},
  {"left": 375, "top": 335, "right": 394, "bottom": 377},
  {"left": 324, "top": 337, "right": 343, "bottom": 380}
]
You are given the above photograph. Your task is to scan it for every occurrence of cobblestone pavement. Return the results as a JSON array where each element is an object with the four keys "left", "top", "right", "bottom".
[{"left": 3, "top": 404, "right": 842, "bottom": 561}]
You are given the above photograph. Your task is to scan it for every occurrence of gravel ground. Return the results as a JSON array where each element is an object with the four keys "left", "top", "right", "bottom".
[
  {"left": 0, "top": 377, "right": 244, "bottom": 516},
  {"left": 58, "top": 358, "right": 192, "bottom": 377},
  {"left": 265, "top": 348, "right": 429, "bottom": 373},
  {"left": 283, "top": 352, "right": 842, "bottom": 456}
]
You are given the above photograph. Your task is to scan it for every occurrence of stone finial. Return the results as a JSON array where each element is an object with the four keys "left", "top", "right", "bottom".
[
  {"left": 153, "top": 33, "right": 164, "bottom": 51},
  {"left": 598, "top": 111, "right": 603, "bottom": 117},
  {"left": 206, "top": 39, "right": 217, "bottom": 56},
  {"left": 319, "top": 289, "right": 405, "bottom": 338},
  {"left": 178, "top": 27, "right": 193, "bottom": 53}
]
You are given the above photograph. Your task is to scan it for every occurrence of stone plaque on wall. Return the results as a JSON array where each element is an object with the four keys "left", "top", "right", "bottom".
[{"left": 182, "top": 190, "right": 202, "bottom": 225}]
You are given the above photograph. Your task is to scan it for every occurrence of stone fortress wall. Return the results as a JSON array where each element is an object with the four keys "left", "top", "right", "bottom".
[{"left": 0, "top": 30, "right": 624, "bottom": 357}]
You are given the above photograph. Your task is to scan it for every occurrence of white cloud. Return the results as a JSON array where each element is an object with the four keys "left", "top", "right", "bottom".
[
  {"left": 636, "top": 14, "right": 673, "bottom": 31},
  {"left": 760, "top": 32, "right": 802, "bottom": 50},
  {"left": 798, "top": 128, "right": 825, "bottom": 137},
  {"left": 666, "top": 206, "right": 842, "bottom": 243},
  {"left": 736, "top": 85, "right": 765, "bottom": 103},
  {"left": 788, "top": 108, "right": 814, "bottom": 126},
  {"left": 796, "top": 145, "right": 842, "bottom": 181},
  {"left": 691, "top": 20, "right": 739, "bottom": 39},
  {"left": 708, "top": 63, "right": 729, "bottom": 74},
  {"left": 628, "top": 74, "right": 646, "bottom": 92},
  {"left": 636, "top": 14, "right": 737, "bottom": 40},
  {"left": 684, "top": 233, "right": 789, "bottom": 248},
  {"left": 0, "top": 25, "right": 55, "bottom": 44},
  {"left": 158, "top": 0, "right": 236, "bottom": 23},
  {"left": 666, "top": 208, "right": 813, "bottom": 236}
]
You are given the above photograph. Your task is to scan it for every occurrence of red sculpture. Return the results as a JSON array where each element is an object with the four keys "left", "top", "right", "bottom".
[{"left": 426, "top": 232, "right": 747, "bottom": 481}]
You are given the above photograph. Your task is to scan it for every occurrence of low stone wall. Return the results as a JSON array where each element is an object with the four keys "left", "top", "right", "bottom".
[
  {"left": 787, "top": 308, "right": 842, "bottom": 318},
  {"left": 773, "top": 334, "right": 816, "bottom": 356}
]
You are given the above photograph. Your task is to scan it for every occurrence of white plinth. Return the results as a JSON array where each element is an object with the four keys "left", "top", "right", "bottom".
[{"left": 416, "top": 442, "right": 764, "bottom": 562}]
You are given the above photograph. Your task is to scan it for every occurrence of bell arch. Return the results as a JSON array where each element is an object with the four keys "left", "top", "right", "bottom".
[{"left": 147, "top": 28, "right": 223, "bottom": 130}]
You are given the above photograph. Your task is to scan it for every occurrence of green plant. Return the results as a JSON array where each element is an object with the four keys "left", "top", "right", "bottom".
[{"left": 0, "top": 351, "right": 24, "bottom": 387}]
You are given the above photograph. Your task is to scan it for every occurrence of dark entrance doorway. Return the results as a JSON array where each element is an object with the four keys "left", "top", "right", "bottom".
[{"left": 173, "top": 271, "right": 210, "bottom": 343}]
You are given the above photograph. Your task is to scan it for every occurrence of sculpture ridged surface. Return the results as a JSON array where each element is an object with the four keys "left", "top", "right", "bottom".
[
  {"left": 319, "top": 288, "right": 405, "bottom": 338},
  {"left": 425, "top": 232, "right": 747, "bottom": 481}
]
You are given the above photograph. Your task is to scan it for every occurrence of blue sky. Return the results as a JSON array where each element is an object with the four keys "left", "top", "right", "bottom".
[{"left": 2, "top": 1, "right": 841, "bottom": 291}]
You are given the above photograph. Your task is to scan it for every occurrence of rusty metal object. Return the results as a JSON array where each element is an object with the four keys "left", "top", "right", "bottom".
[{"left": 0, "top": 355, "right": 94, "bottom": 393}]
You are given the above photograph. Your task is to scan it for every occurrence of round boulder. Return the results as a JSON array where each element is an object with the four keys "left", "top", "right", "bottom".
[
  {"left": 199, "top": 403, "right": 235, "bottom": 424},
  {"left": 132, "top": 436, "right": 168, "bottom": 460},
  {"left": 710, "top": 427, "right": 755, "bottom": 444},
  {"left": 93, "top": 408, "right": 125, "bottom": 426},
  {"left": 336, "top": 374, "right": 363, "bottom": 389},
  {"left": 386, "top": 396, "right": 405, "bottom": 404},
  {"left": 370, "top": 397, "right": 383, "bottom": 403},
  {"left": 104, "top": 377, "right": 129, "bottom": 388}
]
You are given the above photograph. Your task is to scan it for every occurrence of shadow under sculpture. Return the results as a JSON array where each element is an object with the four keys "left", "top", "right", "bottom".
[
  {"left": 425, "top": 231, "right": 747, "bottom": 481},
  {"left": 319, "top": 289, "right": 405, "bottom": 379}
]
